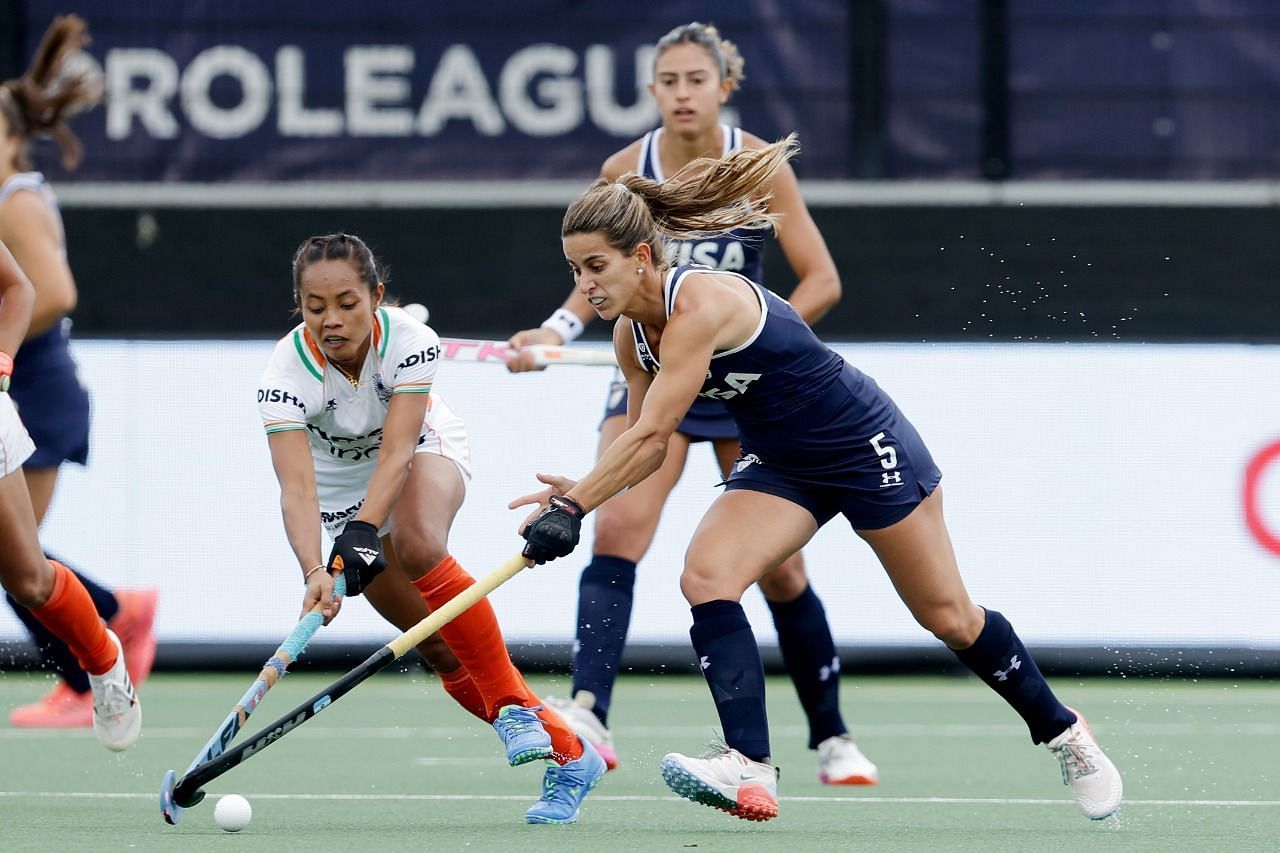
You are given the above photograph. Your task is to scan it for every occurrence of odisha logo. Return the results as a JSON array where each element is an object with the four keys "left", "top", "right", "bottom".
[{"left": 1244, "top": 440, "right": 1280, "bottom": 557}]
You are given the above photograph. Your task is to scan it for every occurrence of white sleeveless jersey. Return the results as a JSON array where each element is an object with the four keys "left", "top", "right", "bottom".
[
  {"left": 0, "top": 394, "right": 36, "bottom": 477},
  {"left": 257, "top": 305, "right": 469, "bottom": 534}
]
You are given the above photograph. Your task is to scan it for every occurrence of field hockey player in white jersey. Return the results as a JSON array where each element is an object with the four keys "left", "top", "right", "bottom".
[
  {"left": 256, "top": 233, "right": 605, "bottom": 824},
  {"left": 504, "top": 21, "right": 875, "bottom": 787}
]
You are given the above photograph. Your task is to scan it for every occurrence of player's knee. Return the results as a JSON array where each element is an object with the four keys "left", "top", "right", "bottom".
[
  {"left": 5, "top": 568, "right": 54, "bottom": 609},
  {"left": 918, "top": 602, "right": 983, "bottom": 648},
  {"left": 679, "top": 561, "right": 741, "bottom": 605},
  {"left": 390, "top": 530, "right": 449, "bottom": 580},
  {"left": 591, "top": 508, "right": 654, "bottom": 560},
  {"left": 757, "top": 555, "right": 809, "bottom": 601}
]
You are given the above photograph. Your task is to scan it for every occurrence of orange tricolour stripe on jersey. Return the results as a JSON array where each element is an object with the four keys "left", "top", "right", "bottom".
[
  {"left": 301, "top": 327, "right": 327, "bottom": 367},
  {"left": 393, "top": 382, "right": 432, "bottom": 394},
  {"left": 264, "top": 420, "right": 305, "bottom": 434}
]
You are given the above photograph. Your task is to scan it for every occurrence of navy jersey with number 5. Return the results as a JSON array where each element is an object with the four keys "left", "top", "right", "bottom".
[{"left": 628, "top": 265, "right": 942, "bottom": 530}]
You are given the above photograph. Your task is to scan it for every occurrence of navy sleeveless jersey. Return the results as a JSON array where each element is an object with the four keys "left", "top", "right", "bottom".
[
  {"left": 629, "top": 266, "right": 936, "bottom": 491},
  {"left": 0, "top": 172, "right": 91, "bottom": 467}
]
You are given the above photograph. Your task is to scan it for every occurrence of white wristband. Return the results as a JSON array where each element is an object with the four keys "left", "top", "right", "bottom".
[{"left": 540, "top": 308, "right": 585, "bottom": 343}]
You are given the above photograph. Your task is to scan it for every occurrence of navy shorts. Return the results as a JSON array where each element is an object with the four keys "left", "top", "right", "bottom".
[
  {"left": 722, "top": 415, "right": 942, "bottom": 531},
  {"left": 9, "top": 362, "right": 90, "bottom": 468},
  {"left": 600, "top": 372, "right": 738, "bottom": 443}
]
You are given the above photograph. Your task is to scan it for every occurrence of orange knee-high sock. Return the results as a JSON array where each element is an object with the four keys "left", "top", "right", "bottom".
[
  {"left": 28, "top": 560, "right": 116, "bottom": 676},
  {"left": 531, "top": 694, "right": 584, "bottom": 765},
  {"left": 412, "top": 556, "right": 581, "bottom": 761},
  {"left": 439, "top": 666, "right": 489, "bottom": 723},
  {"left": 412, "top": 556, "right": 531, "bottom": 716}
]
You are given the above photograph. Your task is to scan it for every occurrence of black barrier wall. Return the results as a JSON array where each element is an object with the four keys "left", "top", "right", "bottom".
[{"left": 61, "top": 204, "right": 1279, "bottom": 343}]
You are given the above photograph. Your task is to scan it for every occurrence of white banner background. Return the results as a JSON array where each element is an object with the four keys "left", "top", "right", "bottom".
[{"left": 4, "top": 341, "right": 1278, "bottom": 650}]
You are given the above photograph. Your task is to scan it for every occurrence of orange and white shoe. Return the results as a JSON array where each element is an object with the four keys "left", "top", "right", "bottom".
[
  {"left": 817, "top": 733, "right": 879, "bottom": 785},
  {"left": 108, "top": 588, "right": 158, "bottom": 688},
  {"left": 660, "top": 743, "right": 779, "bottom": 822},
  {"left": 8, "top": 681, "right": 94, "bottom": 728}
]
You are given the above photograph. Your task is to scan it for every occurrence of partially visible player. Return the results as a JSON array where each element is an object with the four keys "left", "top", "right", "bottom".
[
  {"left": 505, "top": 21, "right": 875, "bottom": 785},
  {"left": 0, "top": 14, "right": 157, "bottom": 729},
  {"left": 257, "top": 233, "right": 604, "bottom": 824},
  {"left": 513, "top": 137, "right": 1123, "bottom": 823},
  {"left": 0, "top": 239, "right": 140, "bottom": 751}
]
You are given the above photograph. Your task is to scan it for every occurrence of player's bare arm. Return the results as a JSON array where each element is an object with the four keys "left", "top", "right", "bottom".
[
  {"left": 0, "top": 241, "right": 35, "bottom": 356},
  {"left": 0, "top": 191, "right": 77, "bottom": 337},
  {"left": 353, "top": 390, "right": 430, "bottom": 529},
  {"left": 266, "top": 429, "right": 337, "bottom": 618},
  {"left": 565, "top": 289, "right": 726, "bottom": 511}
]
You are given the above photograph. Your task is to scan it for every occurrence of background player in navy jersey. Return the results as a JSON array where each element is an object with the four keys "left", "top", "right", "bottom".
[
  {"left": 505, "top": 21, "right": 876, "bottom": 786},
  {"left": 512, "top": 136, "right": 1123, "bottom": 823},
  {"left": 0, "top": 15, "right": 157, "bottom": 729}
]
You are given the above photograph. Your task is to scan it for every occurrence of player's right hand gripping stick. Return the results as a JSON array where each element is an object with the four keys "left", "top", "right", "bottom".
[
  {"left": 522, "top": 495, "right": 585, "bottom": 564},
  {"left": 327, "top": 520, "right": 388, "bottom": 595}
]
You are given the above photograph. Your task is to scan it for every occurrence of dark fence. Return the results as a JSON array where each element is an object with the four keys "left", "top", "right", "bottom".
[{"left": 61, "top": 202, "right": 1279, "bottom": 343}]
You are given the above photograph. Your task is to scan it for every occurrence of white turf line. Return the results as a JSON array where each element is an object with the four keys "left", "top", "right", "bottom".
[
  {"left": 7, "top": 721, "right": 1280, "bottom": 739},
  {"left": 0, "top": 791, "right": 1278, "bottom": 808}
]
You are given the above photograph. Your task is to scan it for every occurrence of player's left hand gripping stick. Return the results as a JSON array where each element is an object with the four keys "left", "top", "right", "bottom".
[{"left": 160, "top": 574, "right": 346, "bottom": 825}]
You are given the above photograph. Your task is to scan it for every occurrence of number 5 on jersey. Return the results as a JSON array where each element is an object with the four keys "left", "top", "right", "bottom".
[{"left": 870, "top": 432, "right": 904, "bottom": 488}]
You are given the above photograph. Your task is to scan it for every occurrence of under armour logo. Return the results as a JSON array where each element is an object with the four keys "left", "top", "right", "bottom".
[
  {"left": 994, "top": 655, "right": 1022, "bottom": 682},
  {"left": 735, "top": 454, "right": 761, "bottom": 473},
  {"left": 699, "top": 655, "right": 710, "bottom": 671},
  {"left": 325, "top": 398, "right": 337, "bottom": 411},
  {"left": 880, "top": 471, "right": 903, "bottom": 488},
  {"left": 818, "top": 655, "right": 841, "bottom": 682}
]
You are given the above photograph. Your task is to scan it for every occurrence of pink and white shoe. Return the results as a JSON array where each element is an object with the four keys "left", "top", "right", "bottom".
[
  {"left": 545, "top": 692, "right": 619, "bottom": 770},
  {"left": 1047, "top": 709, "right": 1123, "bottom": 820}
]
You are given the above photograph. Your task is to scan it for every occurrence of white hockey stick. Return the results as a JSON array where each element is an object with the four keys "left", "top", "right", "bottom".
[
  {"left": 402, "top": 304, "right": 616, "bottom": 367},
  {"left": 437, "top": 338, "right": 617, "bottom": 367}
]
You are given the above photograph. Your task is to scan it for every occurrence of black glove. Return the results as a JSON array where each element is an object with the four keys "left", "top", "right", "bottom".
[
  {"left": 522, "top": 495, "right": 585, "bottom": 564},
  {"left": 327, "top": 520, "right": 387, "bottom": 596}
]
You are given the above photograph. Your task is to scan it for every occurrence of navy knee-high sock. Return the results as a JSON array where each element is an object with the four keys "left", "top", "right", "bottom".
[
  {"left": 690, "top": 600, "right": 771, "bottom": 762},
  {"left": 6, "top": 556, "right": 119, "bottom": 694},
  {"left": 767, "top": 584, "right": 848, "bottom": 748},
  {"left": 571, "top": 556, "right": 636, "bottom": 725},
  {"left": 952, "top": 608, "right": 1076, "bottom": 744}
]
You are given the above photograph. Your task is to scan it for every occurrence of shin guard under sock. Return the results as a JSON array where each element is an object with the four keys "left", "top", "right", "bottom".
[
  {"left": 690, "top": 599, "right": 771, "bottom": 762},
  {"left": 439, "top": 666, "right": 489, "bottom": 722},
  {"left": 27, "top": 560, "right": 115, "bottom": 676},
  {"left": 412, "top": 556, "right": 528, "bottom": 715},
  {"left": 767, "top": 584, "right": 847, "bottom": 748},
  {"left": 571, "top": 555, "right": 636, "bottom": 725},
  {"left": 952, "top": 608, "right": 1076, "bottom": 744}
]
